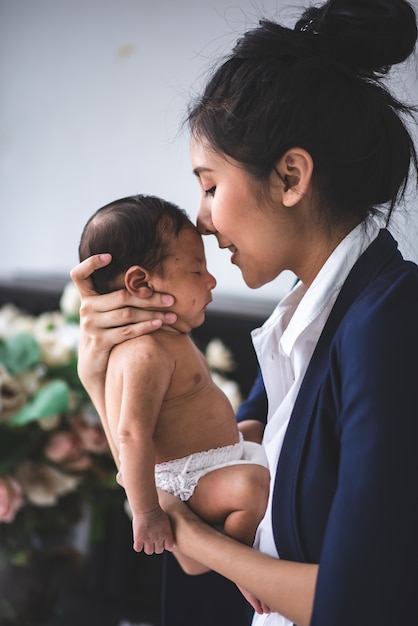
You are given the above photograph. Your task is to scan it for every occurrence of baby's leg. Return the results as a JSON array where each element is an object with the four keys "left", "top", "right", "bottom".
[{"left": 188, "top": 464, "right": 270, "bottom": 546}]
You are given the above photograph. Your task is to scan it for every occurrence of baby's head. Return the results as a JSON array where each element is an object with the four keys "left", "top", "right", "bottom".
[{"left": 79, "top": 194, "right": 197, "bottom": 294}]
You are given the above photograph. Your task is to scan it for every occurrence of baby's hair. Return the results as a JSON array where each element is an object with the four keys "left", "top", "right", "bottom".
[
  {"left": 79, "top": 194, "right": 196, "bottom": 294},
  {"left": 188, "top": 0, "right": 417, "bottom": 226}
]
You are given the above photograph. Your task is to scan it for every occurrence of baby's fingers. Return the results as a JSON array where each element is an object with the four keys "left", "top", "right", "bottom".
[
  {"left": 136, "top": 535, "right": 174, "bottom": 555},
  {"left": 163, "top": 535, "right": 175, "bottom": 553}
]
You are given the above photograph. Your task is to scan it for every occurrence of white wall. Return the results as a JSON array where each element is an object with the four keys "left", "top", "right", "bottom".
[{"left": 0, "top": 0, "right": 417, "bottom": 304}]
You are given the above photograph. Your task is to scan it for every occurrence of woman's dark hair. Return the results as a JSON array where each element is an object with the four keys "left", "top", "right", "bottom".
[
  {"left": 79, "top": 194, "right": 195, "bottom": 294},
  {"left": 188, "top": 0, "right": 418, "bottom": 225}
]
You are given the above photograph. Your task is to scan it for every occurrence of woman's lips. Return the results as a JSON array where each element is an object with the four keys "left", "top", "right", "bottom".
[{"left": 229, "top": 245, "right": 237, "bottom": 264}]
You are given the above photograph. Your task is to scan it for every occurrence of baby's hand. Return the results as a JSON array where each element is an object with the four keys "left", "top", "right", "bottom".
[{"left": 132, "top": 506, "right": 174, "bottom": 555}]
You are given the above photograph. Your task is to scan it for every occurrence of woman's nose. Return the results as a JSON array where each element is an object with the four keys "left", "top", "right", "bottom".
[{"left": 197, "top": 203, "right": 216, "bottom": 235}]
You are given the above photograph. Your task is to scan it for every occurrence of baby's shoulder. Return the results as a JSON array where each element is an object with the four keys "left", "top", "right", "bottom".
[{"left": 110, "top": 333, "right": 170, "bottom": 364}]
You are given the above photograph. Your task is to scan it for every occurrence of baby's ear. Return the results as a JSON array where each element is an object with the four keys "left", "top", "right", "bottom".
[{"left": 124, "top": 265, "right": 152, "bottom": 295}]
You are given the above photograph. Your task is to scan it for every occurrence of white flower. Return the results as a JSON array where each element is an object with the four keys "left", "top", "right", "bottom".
[
  {"left": 205, "top": 338, "right": 236, "bottom": 372},
  {"left": 210, "top": 371, "right": 243, "bottom": 412},
  {"left": 33, "top": 313, "right": 79, "bottom": 367},
  {"left": 38, "top": 414, "right": 61, "bottom": 431},
  {"left": 16, "top": 366, "right": 44, "bottom": 397},
  {"left": 0, "top": 364, "right": 28, "bottom": 420},
  {"left": 0, "top": 304, "right": 36, "bottom": 338},
  {"left": 14, "top": 460, "right": 80, "bottom": 506},
  {"left": 60, "top": 282, "right": 81, "bottom": 320},
  {"left": 36, "top": 334, "right": 75, "bottom": 368}
]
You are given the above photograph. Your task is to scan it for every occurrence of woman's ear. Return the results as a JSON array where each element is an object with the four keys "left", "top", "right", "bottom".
[
  {"left": 275, "top": 148, "right": 314, "bottom": 207},
  {"left": 124, "top": 265, "right": 153, "bottom": 296}
]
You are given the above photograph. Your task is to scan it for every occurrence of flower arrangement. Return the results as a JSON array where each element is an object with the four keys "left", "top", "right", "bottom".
[
  {"left": 0, "top": 285, "right": 118, "bottom": 575},
  {"left": 0, "top": 283, "right": 243, "bottom": 624}
]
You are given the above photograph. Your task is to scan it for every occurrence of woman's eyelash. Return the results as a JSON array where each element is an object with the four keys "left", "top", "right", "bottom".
[{"left": 205, "top": 186, "right": 216, "bottom": 197}]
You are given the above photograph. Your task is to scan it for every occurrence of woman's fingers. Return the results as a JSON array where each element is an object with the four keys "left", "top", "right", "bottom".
[
  {"left": 79, "top": 319, "right": 168, "bottom": 353},
  {"left": 79, "top": 297, "right": 177, "bottom": 332},
  {"left": 72, "top": 259, "right": 176, "bottom": 320},
  {"left": 126, "top": 290, "right": 175, "bottom": 311},
  {"left": 79, "top": 287, "right": 173, "bottom": 315},
  {"left": 70, "top": 254, "right": 112, "bottom": 297},
  {"left": 71, "top": 255, "right": 177, "bottom": 365}
]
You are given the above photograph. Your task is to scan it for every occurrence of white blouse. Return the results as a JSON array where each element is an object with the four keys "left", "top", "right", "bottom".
[{"left": 250, "top": 220, "right": 380, "bottom": 626}]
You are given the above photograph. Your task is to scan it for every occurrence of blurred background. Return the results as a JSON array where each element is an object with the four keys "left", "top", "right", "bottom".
[
  {"left": 1, "top": 0, "right": 417, "bottom": 305},
  {"left": 0, "top": 2, "right": 417, "bottom": 625}
]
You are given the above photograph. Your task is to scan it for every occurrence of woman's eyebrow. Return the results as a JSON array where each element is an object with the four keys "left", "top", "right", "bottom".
[{"left": 192, "top": 166, "right": 213, "bottom": 178}]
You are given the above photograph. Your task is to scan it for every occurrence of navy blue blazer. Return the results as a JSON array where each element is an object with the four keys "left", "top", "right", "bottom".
[{"left": 237, "top": 229, "right": 418, "bottom": 625}]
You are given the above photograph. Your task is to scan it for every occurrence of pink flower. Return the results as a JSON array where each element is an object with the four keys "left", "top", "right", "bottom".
[
  {"left": 72, "top": 413, "right": 110, "bottom": 454},
  {"left": 61, "top": 454, "right": 92, "bottom": 471},
  {"left": 43, "top": 411, "right": 110, "bottom": 476},
  {"left": 44, "top": 430, "right": 80, "bottom": 463},
  {"left": 0, "top": 475, "right": 24, "bottom": 522},
  {"left": 44, "top": 429, "right": 92, "bottom": 471}
]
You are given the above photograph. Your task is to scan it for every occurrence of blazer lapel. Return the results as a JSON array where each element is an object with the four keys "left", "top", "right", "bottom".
[{"left": 271, "top": 229, "right": 399, "bottom": 561}]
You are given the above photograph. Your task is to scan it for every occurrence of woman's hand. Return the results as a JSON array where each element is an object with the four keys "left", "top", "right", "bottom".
[
  {"left": 70, "top": 254, "right": 177, "bottom": 406},
  {"left": 158, "top": 490, "right": 270, "bottom": 612},
  {"left": 158, "top": 488, "right": 200, "bottom": 529},
  {"left": 157, "top": 489, "right": 211, "bottom": 575},
  {"left": 158, "top": 489, "right": 317, "bottom": 626}
]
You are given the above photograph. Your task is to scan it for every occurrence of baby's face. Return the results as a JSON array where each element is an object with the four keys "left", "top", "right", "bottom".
[{"left": 154, "top": 228, "right": 217, "bottom": 333}]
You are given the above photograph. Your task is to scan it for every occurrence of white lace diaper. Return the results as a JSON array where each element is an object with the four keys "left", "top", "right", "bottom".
[{"left": 155, "top": 432, "right": 268, "bottom": 501}]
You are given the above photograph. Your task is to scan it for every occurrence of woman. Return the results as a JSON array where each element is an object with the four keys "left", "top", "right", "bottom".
[{"left": 71, "top": 1, "right": 418, "bottom": 624}]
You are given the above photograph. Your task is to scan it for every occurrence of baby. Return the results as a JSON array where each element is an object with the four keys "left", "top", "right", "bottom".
[{"left": 78, "top": 194, "right": 270, "bottom": 556}]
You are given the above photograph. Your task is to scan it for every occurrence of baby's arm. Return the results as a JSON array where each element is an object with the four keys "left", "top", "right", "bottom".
[
  {"left": 106, "top": 337, "right": 175, "bottom": 555},
  {"left": 70, "top": 255, "right": 176, "bottom": 425}
]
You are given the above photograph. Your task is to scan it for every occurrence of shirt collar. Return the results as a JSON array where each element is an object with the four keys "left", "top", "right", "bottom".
[{"left": 279, "top": 219, "right": 381, "bottom": 356}]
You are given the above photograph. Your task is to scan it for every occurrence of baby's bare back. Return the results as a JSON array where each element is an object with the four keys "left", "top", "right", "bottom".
[{"left": 153, "top": 331, "right": 240, "bottom": 463}]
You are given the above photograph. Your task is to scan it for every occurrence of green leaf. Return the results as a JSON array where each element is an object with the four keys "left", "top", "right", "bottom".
[
  {"left": 47, "top": 357, "right": 83, "bottom": 390},
  {"left": 0, "top": 333, "right": 41, "bottom": 374},
  {"left": 7, "top": 380, "right": 71, "bottom": 426}
]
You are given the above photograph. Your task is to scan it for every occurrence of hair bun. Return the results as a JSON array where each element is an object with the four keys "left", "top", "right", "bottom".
[{"left": 295, "top": 0, "right": 417, "bottom": 75}]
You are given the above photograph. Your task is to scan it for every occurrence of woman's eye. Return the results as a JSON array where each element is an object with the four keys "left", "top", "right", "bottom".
[{"left": 205, "top": 186, "right": 216, "bottom": 197}]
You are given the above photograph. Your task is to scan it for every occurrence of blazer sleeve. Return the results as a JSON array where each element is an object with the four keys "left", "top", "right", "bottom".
[
  {"left": 236, "top": 367, "right": 268, "bottom": 426},
  {"left": 311, "top": 271, "right": 418, "bottom": 625}
]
